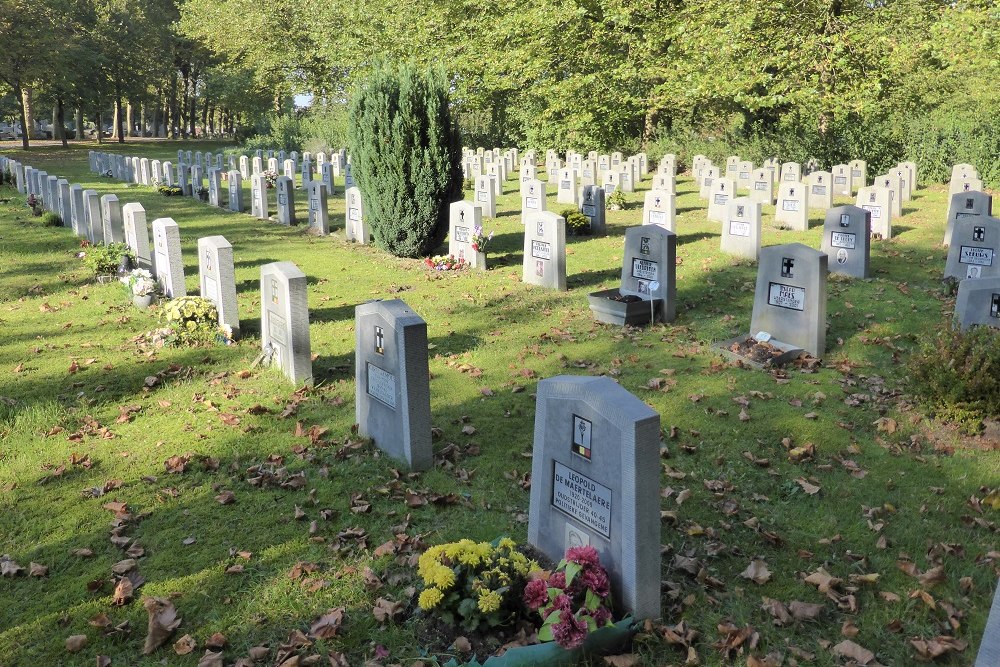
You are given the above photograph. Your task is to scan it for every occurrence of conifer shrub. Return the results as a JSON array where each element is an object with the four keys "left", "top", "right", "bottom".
[{"left": 348, "top": 62, "right": 463, "bottom": 258}]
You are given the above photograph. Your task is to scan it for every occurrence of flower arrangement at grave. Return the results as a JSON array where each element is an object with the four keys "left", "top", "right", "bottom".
[
  {"left": 264, "top": 170, "right": 278, "bottom": 189},
  {"left": 560, "top": 207, "right": 592, "bottom": 235},
  {"left": 148, "top": 296, "right": 229, "bottom": 347},
  {"left": 81, "top": 242, "right": 135, "bottom": 280},
  {"left": 605, "top": 190, "right": 627, "bottom": 211},
  {"left": 197, "top": 186, "right": 209, "bottom": 201},
  {"left": 424, "top": 254, "right": 468, "bottom": 271},
  {"left": 121, "top": 268, "right": 156, "bottom": 297},
  {"left": 102, "top": 169, "right": 113, "bottom": 178},
  {"left": 157, "top": 185, "right": 182, "bottom": 197},
  {"left": 26, "top": 194, "right": 41, "bottom": 216},
  {"left": 470, "top": 225, "right": 494, "bottom": 255}
]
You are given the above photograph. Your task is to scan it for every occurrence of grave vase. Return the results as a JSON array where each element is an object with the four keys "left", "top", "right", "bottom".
[
  {"left": 132, "top": 293, "right": 154, "bottom": 309},
  {"left": 475, "top": 617, "right": 636, "bottom": 666}
]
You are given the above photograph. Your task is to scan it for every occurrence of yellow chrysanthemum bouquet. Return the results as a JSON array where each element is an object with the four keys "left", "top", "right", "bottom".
[{"left": 416, "top": 538, "right": 540, "bottom": 632}]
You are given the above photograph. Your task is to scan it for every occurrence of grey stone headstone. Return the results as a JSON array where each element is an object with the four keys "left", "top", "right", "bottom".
[
  {"left": 190, "top": 165, "right": 204, "bottom": 199},
  {"left": 139, "top": 158, "right": 150, "bottom": 185},
  {"left": 307, "top": 180, "right": 329, "bottom": 235},
  {"left": 276, "top": 176, "right": 295, "bottom": 225},
  {"left": 82, "top": 190, "right": 101, "bottom": 244},
  {"left": 199, "top": 235, "right": 239, "bottom": 338},
  {"left": 152, "top": 218, "right": 186, "bottom": 298},
  {"left": 151, "top": 160, "right": 162, "bottom": 185},
  {"left": 14, "top": 162, "right": 25, "bottom": 194},
  {"left": 321, "top": 162, "right": 334, "bottom": 196},
  {"left": 808, "top": 171, "right": 833, "bottom": 210},
  {"left": 876, "top": 173, "right": 902, "bottom": 217},
  {"left": 750, "top": 243, "right": 828, "bottom": 357},
  {"left": 354, "top": 299, "right": 432, "bottom": 471},
  {"left": 856, "top": 186, "right": 892, "bottom": 239},
  {"left": 951, "top": 177, "right": 984, "bottom": 197},
  {"left": 832, "top": 164, "right": 851, "bottom": 196},
  {"left": 100, "top": 194, "right": 124, "bottom": 244},
  {"left": 893, "top": 165, "right": 912, "bottom": 202},
  {"left": 748, "top": 168, "right": 774, "bottom": 206},
  {"left": 579, "top": 159, "right": 597, "bottom": 187},
  {"left": 528, "top": 375, "right": 661, "bottom": 620},
  {"left": 620, "top": 168, "right": 635, "bottom": 193},
  {"left": 954, "top": 277, "right": 1000, "bottom": 332},
  {"left": 208, "top": 168, "right": 222, "bottom": 207},
  {"left": 698, "top": 166, "right": 718, "bottom": 199},
  {"left": 228, "top": 171, "right": 244, "bottom": 212},
  {"left": 557, "top": 168, "right": 577, "bottom": 205},
  {"left": 580, "top": 185, "right": 606, "bottom": 236},
  {"left": 448, "top": 201, "right": 485, "bottom": 269},
  {"left": 945, "top": 217, "right": 1000, "bottom": 281},
  {"left": 178, "top": 164, "right": 192, "bottom": 196},
  {"left": 708, "top": 177, "right": 735, "bottom": 223},
  {"left": 45, "top": 175, "right": 58, "bottom": 212},
  {"left": 474, "top": 175, "right": 497, "bottom": 218},
  {"left": 643, "top": 190, "right": 675, "bottom": 231},
  {"left": 343, "top": 162, "right": 355, "bottom": 189},
  {"left": 57, "top": 179, "right": 70, "bottom": 226},
  {"left": 301, "top": 158, "right": 313, "bottom": 190},
  {"left": 821, "top": 205, "right": 871, "bottom": 279},
  {"left": 163, "top": 162, "right": 175, "bottom": 187},
  {"left": 944, "top": 191, "right": 991, "bottom": 246},
  {"left": 603, "top": 171, "right": 624, "bottom": 196},
  {"left": 781, "top": 162, "right": 801, "bottom": 183},
  {"left": 621, "top": 225, "right": 676, "bottom": 322},
  {"left": 523, "top": 210, "right": 567, "bottom": 290},
  {"left": 849, "top": 160, "right": 867, "bottom": 192},
  {"left": 251, "top": 173, "right": 268, "bottom": 220},
  {"left": 344, "top": 186, "right": 368, "bottom": 244},
  {"left": 521, "top": 178, "right": 547, "bottom": 221},
  {"left": 123, "top": 203, "right": 152, "bottom": 272},
  {"left": 69, "top": 185, "right": 84, "bottom": 237},
  {"left": 239, "top": 156, "right": 250, "bottom": 179},
  {"left": 260, "top": 261, "right": 312, "bottom": 385},
  {"left": 775, "top": 181, "right": 809, "bottom": 231},
  {"left": 721, "top": 197, "right": 762, "bottom": 261}
]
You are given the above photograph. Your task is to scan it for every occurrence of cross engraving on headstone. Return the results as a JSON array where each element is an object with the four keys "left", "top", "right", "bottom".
[
  {"left": 374, "top": 326, "right": 384, "bottom": 354},
  {"left": 781, "top": 257, "right": 795, "bottom": 278}
]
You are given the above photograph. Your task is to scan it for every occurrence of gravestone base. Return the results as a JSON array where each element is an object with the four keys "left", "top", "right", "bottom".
[
  {"left": 715, "top": 334, "right": 805, "bottom": 370},
  {"left": 587, "top": 289, "right": 662, "bottom": 326}
]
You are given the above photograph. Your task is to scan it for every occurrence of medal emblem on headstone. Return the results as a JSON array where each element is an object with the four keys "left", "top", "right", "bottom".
[
  {"left": 781, "top": 257, "right": 795, "bottom": 278},
  {"left": 869, "top": 193, "right": 876, "bottom": 202},
  {"left": 737, "top": 205, "right": 744, "bottom": 218},
  {"left": 991, "top": 294, "right": 1000, "bottom": 318},
  {"left": 374, "top": 326, "right": 384, "bottom": 355},
  {"left": 974, "top": 226, "right": 986, "bottom": 242},
  {"left": 572, "top": 415, "right": 592, "bottom": 460},
  {"left": 966, "top": 198, "right": 974, "bottom": 209},
  {"left": 271, "top": 279, "right": 279, "bottom": 305},
  {"left": 205, "top": 249, "right": 212, "bottom": 272},
  {"left": 537, "top": 221, "right": 544, "bottom": 237},
  {"left": 640, "top": 237, "right": 650, "bottom": 255},
  {"left": 840, "top": 214, "right": 850, "bottom": 227}
]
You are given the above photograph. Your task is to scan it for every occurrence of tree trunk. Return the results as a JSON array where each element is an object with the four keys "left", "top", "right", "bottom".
[
  {"left": 56, "top": 98, "right": 67, "bottom": 147},
  {"left": 201, "top": 95, "right": 209, "bottom": 136},
  {"left": 75, "top": 107, "right": 84, "bottom": 140},
  {"left": 114, "top": 93, "right": 125, "bottom": 143},
  {"left": 96, "top": 110, "right": 103, "bottom": 145},
  {"left": 126, "top": 101, "right": 135, "bottom": 137},
  {"left": 23, "top": 86, "right": 36, "bottom": 140},
  {"left": 139, "top": 102, "right": 147, "bottom": 137},
  {"left": 170, "top": 72, "right": 179, "bottom": 139},
  {"left": 16, "top": 86, "right": 29, "bottom": 150}
]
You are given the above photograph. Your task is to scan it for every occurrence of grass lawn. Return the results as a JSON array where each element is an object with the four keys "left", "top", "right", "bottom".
[{"left": 0, "top": 139, "right": 997, "bottom": 666}]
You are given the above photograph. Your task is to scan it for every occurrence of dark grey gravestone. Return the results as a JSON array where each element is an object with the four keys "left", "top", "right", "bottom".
[
  {"left": 527, "top": 375, "right": 661, "bottom": 620},
  {"left": 123, "top": 203, "right": 152, "bottom": 272},
  {"left": 152, "top": 218, "right": 186, "bottom": 298},
  {"left": 261, "top": 261, "right": 312, "bottom": 385},
  {"left": 622, "top": 224, "right": 676, "bottom": 322},
  {"left": 355, "top": 299, "right": 432, "bottom": 471},
  {"left": 199, "top": 235, "right": 240, "bottom": 338},
  {"left": 944, "top": 191, "right": 992, "bottom": 247},
  {"left": 954, "top": 277, "right": 1000, "bottom": 332},
  {"left": 581, "top": 185, "right": 606, "bottom": 236},
  {"left": 307, "top": 180, "right": 329, "bottom": 235},
  {"left": 522, "top": 210, "right": 566, "bottom": 291},
  {"left": 821, "top": 205, "right": 870, "bottom": 279},
  {"left": 228, "top": 171, "right": 244, "bottom": 212},
  {"left": 750, "top": 243, "right": 828, "bottom": 357},
  {"left": 945, "top": 217, "right": 1000, "bottom": 281}
]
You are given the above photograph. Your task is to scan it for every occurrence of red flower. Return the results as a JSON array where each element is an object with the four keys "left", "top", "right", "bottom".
[
  {"left": 590, "top": 605, "right": 612, "bottom": 627},
  {"left": 551, "top": 610, "right": 587, "bottom": 649},
  {"left": 548, "top": 571, "right": 566, "bottom": 589},
  {"left": 579, "top": 565, "right": 610, "bottom": 597},
  {"left": 566, "top": 545, "right": 600, "bottom": 567},
  {"left": 523, "top": 578, "right": 548, "bottom": 610}
]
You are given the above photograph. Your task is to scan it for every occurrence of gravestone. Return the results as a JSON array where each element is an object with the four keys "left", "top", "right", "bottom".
[
  {"left": 748, "top": 168, "right": 774, "bottom": 206},
  {"left": 820, "top": 205, "right": 871, "bottom": 279},
  {"left": 622, "top": 225, "right": 676, "bottom": 322},
  {"left": 950, "top": 176, "right": 984, "bottom": 197},
  {"left": 45, "top": 175, "right": 58, "bottom": 212},
  {"left": 252, "top": 156, "right": 263, "bottom": 175},
  {"left": 643, "top": 191, "right": 675, "bottom": 231},
  {"left": 163, "top": 162, "right": 175, "bottom": 187},
  {"left": 620, "top": 168, "right": 635, "bottom": 193},
  {"left": 301, "top": 157, "right": 313, "bottom": 190},
  {"left": 849, "top": 160, "right": 867, "bottom": 193},
  {"left": 343, "top": 162, "right": 355, "bottom": 189},
  {"left": 355, "top": 299, "right": 432, "bottom": 470},
  {"left": 345, "top": 186, "right": 368, "bottom": 244},
  {"left": 151, "top": 160, "right": 162, "bottom": 185},
  {"left": 199, "top": 235, "right": 240, "bottom": 338},
  {"left": 875, "top": 174, "right": 903, "bottom": 217},
  {"left": 697, "top": 166, "right": 718, "bottom": 200},
  {"left": 321, "top": 162, "right": 334, "bottom": 196},
  {"left": 152, "top": 218, "right": 186, "bottom": 298},
  {"left": 82, "top": 190, "right": 101, "bottom": 243},
  {"left": 856, "top": 186, "right": 892, "bottom": 239},
  {"left": 808, "top": 171, "right": 833, "bottom": 210},
  {"left": 954, "top": 277, "right": 1000, "bottom": 331},
  {"left": 178, "top": 164, "right": 191, "bottom": 196},
  {"left": 781, "top": 162, "right": 801, "bottom": 183},
  {"left": 522, "top": 211, "right": 567, "bottom": 291},
  {"left": 894, "top": 165, "right": 912, "bottom": 202},
  {"left": 260, "top": 262, "right": 312, "bottom": 385},
  {"left": 944, "top": 191, "right": 992, "bottom": 246},
  {"left": 57, "top": 179, "right": 70, "bottom": 226},
  {"left": 750, "top": 243, "right": 828, "bottom": 357},
  {"left": 726, "top": 155, "right": 740, "bottom": 179},
  {"left": 527, "top": 375, "right": 661, "bottom": 619},
  {"left": 284, "top": 159, "right": 295, "bottom": 183},
  {"left": 580, "top": 159, "right": 598, "bottom": 187},
  {"left": 268, "top": 157, "right": 278, "bottom": 174},
  {"left": 100, "top": 194, "right": 124, "bottom": 244},
  {"left": 69, "top": 185, "right": 84, "bottom": 237},
  {"left": 580, "top": 185, "right": 606, "bottom": 236},
  {"left": 521, "top": 179, "right": 547, "bottom": 222},
  {"left": 307, "top": 180, "right": 329, "bottom": 235},
  {"left": 448, "top": 201, "right": 485, "bottom": 269},
  {"left": 720, "top": 197, "right": 762, "bottom": 260},
  {"left": 603, "top": 171, "right": 624, "bottom": 195},
  {"left": 557, "top": 168, "right": 578, "bottom": 205},
  {"left": 228, "top": 171, "right": 245, "bottom": 212},
  {"left": 707, "top": 177, "right": 735, "bottom": 223},
  {"left": 207, "top": 168, "right": 222, "bottom": 207},
  {"left": 239, "top": 156, "right": 250, "bottom": 179},
  {"left": 951, "top": 163, "right": 977, "bottom": 182},
  {"left": 832, "top": 164, "right": 851, "bottom": 196},
  {"left": 474, "top": 175, "right": 497, "bottom": 218},
  {"left": 737, "top": 160, "right": 753, "bottom": 191},
  {"left": 775, "top": 181, "right": 809, "bottom": 231},
  {"left": 14, "top": 162, "right": 24, "bottom": 194},
  {"left": 651, "top": 174, "right": 675, "bottom": 194},
  {"left": 139, "top": 158, "right": 150, "bottom": 185},
  {"left": 123, "top": 203, "right": 152, "bottom": 272},
  {"left": 944, "top": 217, "right": 1000, "bottom": 281},
  {"left": 251, "top": 173, "right": 269, "bottom": 220},
  {"left": 276, "top": 175, "right": 296, "bottom": 225}
]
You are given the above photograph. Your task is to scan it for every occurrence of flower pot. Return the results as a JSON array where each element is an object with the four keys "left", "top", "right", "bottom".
[
  {"left": 587, "top": 289, "right": 661, "bottom": 326},
  {"left": 456, "top": 618, "right": 635, "bottom": 667},
  {"left": 132, "top": 293, "right": 155, "bottom": 309}
]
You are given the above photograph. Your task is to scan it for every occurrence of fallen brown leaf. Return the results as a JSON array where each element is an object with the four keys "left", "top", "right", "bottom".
[
  {"left": 174, "top": 634, "right": 196, "bottom": 655},
  {"left": 65, "top": 635, "right": 88, "bottom": 653},
  {"left": 142, "top": 597, "right": 182, "bottom": 654}
]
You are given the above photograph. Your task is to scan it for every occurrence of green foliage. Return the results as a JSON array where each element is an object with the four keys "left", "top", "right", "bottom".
[
  {"left": 348, "top": 62, "right": 462, "bottom": 258},
  {"left": 605, "top": 190, "right": 627, "bottom": 211},
  {"left": 39, "top": 211, "right": 61, "bottom": 227},
  {"left": 242, "top": 113, "right": 304, "bottom": 153},
  {"left": 159, "top": 296, "right": 222, "bottom": 346},
  {"left": 157, "top": 185, "right": 183, "bottom": 196},
  {"left": 300, "top": 106, "right": 349, "bottom": 154},
  {"left": 904, "top": 110, "right": 1000, "bottom": 187},
  {"left": 559, "top": 207, "right": 590, "bottom": 235},
  {"left": 81, "top": 242, "right": 133, "bottom": 276},
  {"left": 907, "top": 325, "right": 1000, "bottom": 431}
]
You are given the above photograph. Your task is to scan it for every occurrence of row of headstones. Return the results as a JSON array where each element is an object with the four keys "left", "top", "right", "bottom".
[{"left": 88, "top": 150, "right": 370, "bottom": 242}]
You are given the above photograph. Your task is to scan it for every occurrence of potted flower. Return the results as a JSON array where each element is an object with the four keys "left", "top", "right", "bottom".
[
  {"left": 263, "top": 170, "right": 278, "bottom": 189},
  {"left": 121, "top": 268, "right": 157, "bottom": 309},
  {"left": 26, "top": 194, "right": 42, "bottom": 216},
  {"left": 197, "top": 186, "right": 209, "bottom": 202},
  {"left": 424, "top": 254, "right": 469, "bottom": 271}
]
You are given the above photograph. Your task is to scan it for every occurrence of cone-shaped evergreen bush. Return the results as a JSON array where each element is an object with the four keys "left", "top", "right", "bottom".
[{"left": 348, "top": 63, "right": 463, "bottom": 258}]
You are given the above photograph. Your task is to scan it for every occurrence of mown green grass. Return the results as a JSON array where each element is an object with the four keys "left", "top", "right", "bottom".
[{"left": 0, "top": 140, "right": 997, "bottom": 666}]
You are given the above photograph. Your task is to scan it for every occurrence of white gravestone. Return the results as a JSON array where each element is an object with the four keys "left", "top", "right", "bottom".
[
  {"left": 521, "top": 178, "right": 547, "bottom": 223},
  {"left": 82, "top": 190, "right": 101, "bottom": 244},
  {"left": 748, "top": 168, "right": 774, "bottom": 206},
  {"left": 208, "top": 168, "right": 222, "bottom": 207},
  {"left": 708, "top": 177, "right": 735, "bottom": 223},
  {"left": 307, "top": 180, "right": 329, "bottom": 235},
  {"left": 100, "top": 194, "right": 124, "bottom": 244},
  {"left": 199, "top": 235, "right": 240, "bottom": 338},
  {"left": 698, "top": 166, "right": 719, "bottom": 200},
  {"left": 556, "top": 168, "right": 578, "bottom": 205},
  {"left": 152, "top": 218, "right": 186, "bottom": 298},
  {"left": 260, "top": 262, "right": 312, "bottom": 385},
  {"left": 251, "top": 173, "right": 269, "bottom": 220},
  {"left": 580, "top": 185, "right": 606, "bottom": 236},
  {"left": 775, "top": 181, "right": 809, "bottom": 231},
  {"left": 448, "top": 201, "right": 485, "bottom": 269},
  {"left": 808, "top": 171, "right": 833, "bottom": 210},
  {"left": 849, "top": 160, "right": 867, "bottom": 193},
  {"left": 69, "top": 185, "right": 84, "bottom": 237},
  {"left": 780, "top": 162, "right": 801, "bottom": 183},
  {"left": 643, "top": 190, "right": 675, "bottom": 231},
  {"left": 474, "top": 175, "right": 497, "bottom": 218},
  {"left": 856, "top": 186, "right": 892, "bottom": 239},
  {"left": 832, "top": 164, "right": 851, "bottom": 196},
  {"left": 720, "top": 197, "right": 762, "bottom": 261},
  {"left": 522, "top": 210, "right": 567, "bottom": 291},
  {"left": 123, "top": 203, "right": 152, "bottom": 272},
  {"left": 345, "top": 186, "right": 368, "bottom": 244}
]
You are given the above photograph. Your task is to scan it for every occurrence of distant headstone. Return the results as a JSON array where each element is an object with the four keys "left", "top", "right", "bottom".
[
  {"left": 276, "top": 175, "right": 296, "bottom": 225},
  {"left": 474, "top": 175, "right": 497, "bottom": 218},
  {"left": 775, "top": 181, "right": 809, "bottom": 231},
  {"left": 177, "top": 164, "right": 191, "bottom": 196},
  {"left": 100, "top": 194, "right": 124, "bottom": 244},
  {"left": 301, "top": 157, "right": 313, "bottom": 190},
  {"left": 580, "top": 185, "right": 606, "bottom": 236},
  {"left": 748, "top": 168, "right": 774, "bottom": 206},
  {"left": 726, "top": 155, "right": 740, "bottom": 178},
  {"left": 750, "top": 243, "right": 828, "bottom": 357},
  {"left": 228, "top": 171, "right": 244, "bottom": 212},
  {"left": 698, "top": 166, "right": 719, "bottom": 199},
  {"left": 320, "top": 162, "right": 334, "bottom": 196},
  {"left": 807, "top": 171, "right": 833, "bottom": 210},
  {"left": 950, "top": 176, "right": 984, "bottom": 197},
  {"left": 856, "top": 186, "right": 892, "bottom": 239},
  {"left": 737, "top": 160, "right": 753, "bottom": 191},
  {"left": 239, "top": 156, "right": 250, "bottom": 179},
  {"left": 707, "top": 177, "right": 735, "bottom": 223},
  {"left": 557, "top": 168, "right": 578, "bottom": 205},
  {"left": 832, "top": 164, "right": 851, "bottom": 196},
  {"left": 199, "top": 235, "right": 240, "bottom": 338},
  {"left": 781, "top": 162, "right": 801, "bottom": 183},
  {"left": 69, "top": 184, "right": 84, "bottom": 237},
  {"left": 603, "top": 171, "right": 624, "bottom": 195},
  {"left": 251, "top": 173, "right": 269, "bottom": 220},
  {"left": 642, "top": 191, "right": 675, "bottom": 231},
  {"left": 123, "top": 203, "right": 152, "bottom": 272},
  {"left": 152, "top": 218, "right": 186, "bottom": 298},
  {"left": 163, "top": 162, "right": 175, "bottom": 187},
  {"left": 954, "top": 277, "right": 1000, "bottom": 332},
  {"left": 82, "top": 190, "right": 101, "bottom": 244},
  {"left": 354, "top": 299, "right": 432, "bottom": 470},
  {"left": 527, "top": 375, "right": 661, "bottom": 619},
  {"left": 139, "top": 158, "right": 150, "bottom": 186},
  {"left": 876, "top": 173, "right": 903, "bottom": 217},
  {"left": 720, "top": 197, "right": 762, "bottom": 260},
  {"left": 580, "top": 159, "right": 598, "bottom": 187},
  {"left": 207, "top": 168, "right": 222, "bottom": 207},
  {"left": 260, "top": 261, "right": 312, "bottom": 385},
  {"left": 252, "top": 156, "right": 263, "bottom": 175},
  {"left": 57, "top": 179, "right": 70, "bottom": 226},
  {"left": 151, "top": 160, "right": 162, "bottom": 186},
  {"left": 521, "top": 179, "right": 547, "bottom": 222},
  {"left": 307, "top": 181, "right": 329, "bottom": 235},
  {"left": 448, "top": 201, "right": 485, "bottom": 269},
  {"left": 944, "top": 191, "right": 992, "bottom": 246},
  {"left": 894, "top": 165, "right": 912, "bottom": 202},
  {"left": 944, "top": 217, "right": 1000, "bottom": 281},
  {"left": 345, "top": 186, "right": 368, "bottom": 244},
  {"left": 522, "top": 211, "right": 567, "bottom": 291},
  {"left": 821, "top": 205, "right": 871, "bottom": 279}
]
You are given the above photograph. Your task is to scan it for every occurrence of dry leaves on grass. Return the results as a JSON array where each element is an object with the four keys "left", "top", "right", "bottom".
[
  {"left": 142, "top": 597, "right": 182, "bottom": 654},
  {"left": 65, "top": 635, "right": 87, "bottom": 653},
  {"left": 910, "top": 635, "right": 968, "bottom": 661},
  {"left": 372, "top": 597, "right": 403, "bottom": 623},
  {"left": 832, "top": 639, "right": 877, "bottom": 664},
  {"left": 309, "top": 607, "right": 345, "bottom": 639},
  {"left": 740, "top": 560, "right": 772, "bottom": 585}
]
